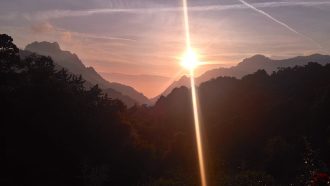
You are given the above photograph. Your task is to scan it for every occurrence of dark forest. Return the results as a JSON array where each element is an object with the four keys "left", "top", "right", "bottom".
[{"left": 1, "top": 34, "right": 330, "bottom": 185}]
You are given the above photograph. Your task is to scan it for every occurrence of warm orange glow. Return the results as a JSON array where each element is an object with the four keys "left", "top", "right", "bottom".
[{"left": 182, "top": 0, "right": 208, "bottom": 186}]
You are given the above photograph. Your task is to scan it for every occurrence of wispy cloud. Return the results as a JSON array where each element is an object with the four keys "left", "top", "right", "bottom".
[
  {"left": 29, "top": 21, "right": 136, "bottom": 42},
  {"left": 16, "top": 1, "right": 330, "bottom": 21},
  {"left": 30, "top": 22, "right": 55, "bottom": 33}
]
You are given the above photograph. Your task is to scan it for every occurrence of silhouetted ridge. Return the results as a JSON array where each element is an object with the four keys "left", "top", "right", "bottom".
[
  {"left": 1, "top": 34, "right": 146, "bottom": 185},
  {"left": 2, "top": 34, "right": 330, "bottom": 185},
  {"left": 133, "top": 62, "right": 330, "bottom": 185},
  {"left": 26, "top": 41, "right": 61, "bottom": 52},
  {"left": 159, "top": 75, "right": 190, "bottom": 97},
  {"left": 160, "top": 53, "right": 330, "bottom": 98},
  {"left": 242, "top": 54, "right": 270, "bottom": 63},
  {"left": 23, "top": 41, "right": 151, "bottom": 106}
]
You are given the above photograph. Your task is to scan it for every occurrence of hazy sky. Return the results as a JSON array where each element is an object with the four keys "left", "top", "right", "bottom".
[{"left": 1, "top": 0, "right": 330, "bottom": 95}]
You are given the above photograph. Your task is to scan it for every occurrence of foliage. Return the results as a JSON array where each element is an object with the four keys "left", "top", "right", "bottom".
[
  {"left": 130, "top": 62, "right": 330, "bottom": 185},
  {"left": 0, "top": 34, "right": 147, "bottom": 185},
  {"left": 1, "top": 34, "right": 330, "bottom": 185}
]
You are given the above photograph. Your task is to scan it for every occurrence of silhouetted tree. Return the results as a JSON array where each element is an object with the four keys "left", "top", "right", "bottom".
[
  {"left": 0, "top": 34, "right": 149, "bottom": 186},
  {"left": 1, "top": 33, "right": 330, "bottom": 185},
  {"left": 0, "top": 34, "right": 20, "bottom": 73},
  {"left": 130, "top": 62, "right": 330, "bottom": 185}
]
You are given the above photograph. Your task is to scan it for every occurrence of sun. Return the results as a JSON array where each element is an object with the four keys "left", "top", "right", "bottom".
[{"left": 180, "top": 48, "right": 200, "bottom": 71}]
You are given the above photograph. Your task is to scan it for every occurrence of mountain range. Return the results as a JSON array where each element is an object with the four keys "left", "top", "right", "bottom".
[
  {"left": 21, "top": 41, "right": 151, "bottom": 107},
  {"left": 3, "top": 33, "right": 330, "bottom": 185},
  {"left": 100, "top": 72, "right": 170, "bottom": 98},
  {"left": 20, "top": 41, "right": 330, "bottom": 106},
  {"left": 159, "top": 54, "right": 330, "bottom": 97}
]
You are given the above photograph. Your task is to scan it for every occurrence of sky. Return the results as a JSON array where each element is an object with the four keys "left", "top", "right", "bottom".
[{"left": 1, "top": 0, "right": 330, "bottom": 97}]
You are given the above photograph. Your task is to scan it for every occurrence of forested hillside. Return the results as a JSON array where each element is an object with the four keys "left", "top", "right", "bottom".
[
  {"left": 1, "top": 34, "right": 329, "bottom": 185},
  {"left": 130, "top": 61, "right": 330, "bottom": 185}
]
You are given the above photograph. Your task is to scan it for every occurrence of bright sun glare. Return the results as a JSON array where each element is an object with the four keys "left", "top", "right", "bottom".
[
  {"left": 180, "top": 48, "right": 200, "bottom": 71},
  {"left": 182, "top": 0, "right": 207, "bottom": 185}
]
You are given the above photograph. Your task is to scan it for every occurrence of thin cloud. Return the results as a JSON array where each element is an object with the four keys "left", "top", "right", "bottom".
[
  {"left": 30, "top": 22, "right": 55, "bottom": 33},
  {"left": 30, "top": 21, "right": 137, "bottom": 44},
  {"left": 42, "top": 22, "right": 137, "bottom": 42},
  {"left": 18, "top": 1, "right": 330, "bottom": 21}
]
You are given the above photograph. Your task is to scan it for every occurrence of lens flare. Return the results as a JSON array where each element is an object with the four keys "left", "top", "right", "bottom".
[
  {"left": 180, "top": 48, "right": 200, "bottom": 71},
  {"left": 190, "top": 70, "right": 208, "bottom": 186},
  {"left": 182, "top": 0, "right": 208, "bottom": 186}
]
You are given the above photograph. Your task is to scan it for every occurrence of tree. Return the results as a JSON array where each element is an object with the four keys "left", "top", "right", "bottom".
[{"left": 0, "top": 34, "right": 20, "bottom": 73}]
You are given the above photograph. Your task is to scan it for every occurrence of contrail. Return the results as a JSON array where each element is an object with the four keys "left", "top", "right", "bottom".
[{"left": 239, "top": 0, "right": 327, "bottom": 53}]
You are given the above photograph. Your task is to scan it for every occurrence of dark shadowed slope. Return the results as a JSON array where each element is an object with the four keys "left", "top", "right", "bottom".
[
  {"left": 24, "top": 41, "right": 151, "bottom": 105},
  {"left": 20, "top": 48, "right": 138, "bottom": 107},
  {"left": 130, "top": 63, "right": 330, "bottom": 185},
  {"left": 2, "top": 34, "right": 330, "bottom": 185},
  {"left": 1, "top": 34, "right": 147, "bottom": 185},
  {"left": 156, "top": 75, "right": 190, "bottom": 100}
]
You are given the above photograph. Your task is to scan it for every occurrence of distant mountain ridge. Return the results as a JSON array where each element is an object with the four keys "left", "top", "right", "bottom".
[
  {"left": 159, "top": 54, "right": 330, "bottom": 98},
  {"left": 100, "top": 72, "right": 170, "bottom": 98},
  {"left": 23, "top": 41, "right": 151, "bottom": 106}
]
